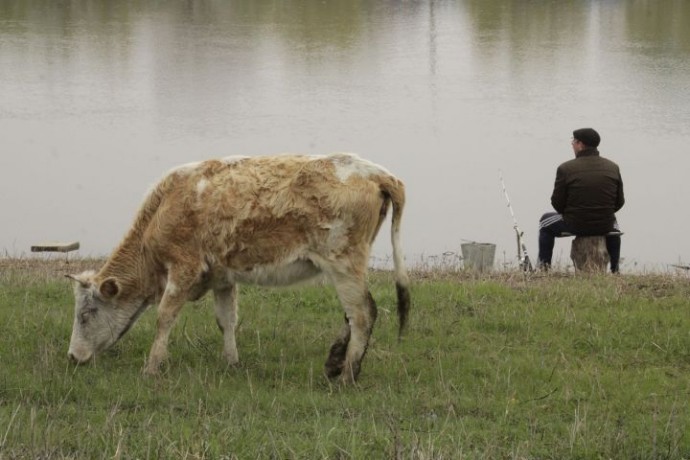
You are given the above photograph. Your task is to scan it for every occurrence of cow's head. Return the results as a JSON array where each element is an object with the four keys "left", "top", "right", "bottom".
[{"left": 66, "top": 271, "right": 142, "bottom": 363}]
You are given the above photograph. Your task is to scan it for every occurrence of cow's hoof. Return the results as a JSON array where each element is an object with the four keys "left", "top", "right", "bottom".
[
  {"left": 223, "top": 352, "right": 239, "bottom": 366},
  {"left": 338, "top": 374, "right": 356, "bottom": 386},
  {"left": 324, "top": 353, "right": 346, "bottom": 379},
  {"left": 143, "top": 361, "right": 162, "bottom": 376},
  {"left": 338, "top": 362, "right": 361, "bottom": 385},
  {"left": 324, "top": 361, "right": 343, "bottom": 379}
]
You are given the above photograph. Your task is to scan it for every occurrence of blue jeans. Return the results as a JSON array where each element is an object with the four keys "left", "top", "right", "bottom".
[{"left": 538, "top": 212, "right": 621, "bottom": 273}]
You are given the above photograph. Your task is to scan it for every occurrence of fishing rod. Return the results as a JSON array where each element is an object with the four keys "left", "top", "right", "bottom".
[{"left": 499, "top": 170, "right": 534, "bottom": 272}]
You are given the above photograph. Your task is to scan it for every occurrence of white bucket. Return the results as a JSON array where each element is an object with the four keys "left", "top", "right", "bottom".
[{"left": 461, "top": 243, "right": 496, "bottom": 272}]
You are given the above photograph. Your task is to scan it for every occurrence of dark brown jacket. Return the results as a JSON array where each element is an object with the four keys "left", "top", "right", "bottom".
[{"left": 550, "top": 148, "right": 624, "bottom": 235}]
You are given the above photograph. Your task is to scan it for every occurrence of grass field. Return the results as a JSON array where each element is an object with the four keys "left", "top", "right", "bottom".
[{"left": 1, "top": 258, "right": 689, "bottom": 459}]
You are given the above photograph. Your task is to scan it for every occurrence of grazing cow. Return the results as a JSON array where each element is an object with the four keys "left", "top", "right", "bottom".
[{"left": 66, "top": 153, "right": 410, "bottom": 383}]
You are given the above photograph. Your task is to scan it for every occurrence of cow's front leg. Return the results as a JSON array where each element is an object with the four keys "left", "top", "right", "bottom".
[
  {"left": 145, "top": 277, "right": 191, "bottom": 375},
  {"left": 213, "top": 284, "right": 239, "bottom": 366}
]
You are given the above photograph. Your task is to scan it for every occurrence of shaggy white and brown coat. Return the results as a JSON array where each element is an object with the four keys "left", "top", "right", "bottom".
[{"left": 67, "top": 153, "right": 410, "bottom": 384}]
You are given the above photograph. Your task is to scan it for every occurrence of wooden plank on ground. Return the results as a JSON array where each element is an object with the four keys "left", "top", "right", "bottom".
[{"left": 31, "top": 241, "right": 80, "bottom": 253}]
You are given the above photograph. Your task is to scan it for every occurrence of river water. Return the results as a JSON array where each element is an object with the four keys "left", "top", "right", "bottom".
[{"left": 1, "top": 0, "right": 689, "bottom": 272}]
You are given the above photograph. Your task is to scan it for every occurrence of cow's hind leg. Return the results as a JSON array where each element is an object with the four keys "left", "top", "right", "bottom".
[
  {"left": 213, "top": 283, "right": 239, "bottom": 366},
  {"left": 325, "top": 314, "right": 350, "bottom": 379},
  {"left": 326, "top": 275, "right": 378, "bottom": 384}
]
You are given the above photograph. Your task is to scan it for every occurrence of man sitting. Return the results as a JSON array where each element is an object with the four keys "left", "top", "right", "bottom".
[{"left": 538, "top": 128, "right": 625, "bottom": 273}]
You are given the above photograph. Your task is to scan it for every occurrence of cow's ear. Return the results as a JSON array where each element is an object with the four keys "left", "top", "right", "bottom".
[
  {"left": 65, "top": 274, "right": 89, "bottom": 289},
  {"left": 99, "top": 278, "right": 120, "bottom": 299}
]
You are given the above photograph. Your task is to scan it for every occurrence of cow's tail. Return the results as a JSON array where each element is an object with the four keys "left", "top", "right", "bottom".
[{"left": 380, "top": 175, "right": 411, "bottom": 339}]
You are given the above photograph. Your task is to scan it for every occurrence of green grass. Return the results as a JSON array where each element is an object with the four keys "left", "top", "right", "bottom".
[{"left": 1, "top": 259, "right": 690, "bottom": 459}]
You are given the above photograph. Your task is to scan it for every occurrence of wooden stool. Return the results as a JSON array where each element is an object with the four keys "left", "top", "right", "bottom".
[{"left": 559, "top": 232, "right": 623, "bottom": 272}]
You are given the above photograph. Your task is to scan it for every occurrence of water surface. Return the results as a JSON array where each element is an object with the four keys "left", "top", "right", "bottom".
[{"left": 2, "top": 0, "right": 689, "bottom": 271}]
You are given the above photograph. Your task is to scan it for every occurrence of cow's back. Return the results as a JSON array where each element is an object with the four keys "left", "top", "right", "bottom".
[{"left": 145, "top": 154, "right": 393, "bottom": 271}]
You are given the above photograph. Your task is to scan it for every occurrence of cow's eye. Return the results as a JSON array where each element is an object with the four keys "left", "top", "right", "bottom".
[{"left": 79, "top": 308, "right": 97, "bottom": 325}]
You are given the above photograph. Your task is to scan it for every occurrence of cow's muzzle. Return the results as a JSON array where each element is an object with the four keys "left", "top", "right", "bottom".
[{"left": 68, "top": 349, "right": 92, "bottom": 364}]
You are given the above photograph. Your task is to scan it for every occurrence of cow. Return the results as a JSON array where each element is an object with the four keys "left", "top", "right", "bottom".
[{"left": 66, "top": 153, "right": 410, "bottom": 383}]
